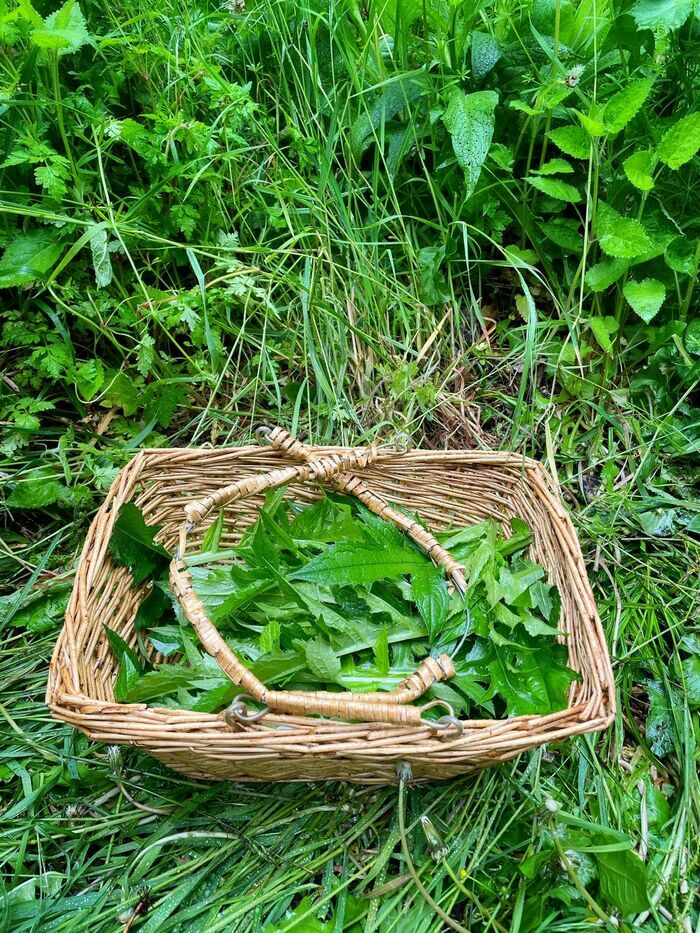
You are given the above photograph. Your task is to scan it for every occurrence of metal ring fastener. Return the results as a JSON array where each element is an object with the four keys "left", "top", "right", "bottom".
[
  {"left": 419, "top": 699, "right": 463, "bottom": 737},
  {"left": 225, "top": 694, "right": 270, "bottom": 727},
  {"left": 255, "top": 425, "right": 273, "bottom": 443}
]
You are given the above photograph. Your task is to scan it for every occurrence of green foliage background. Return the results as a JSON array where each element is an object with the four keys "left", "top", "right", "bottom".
[{"left": 0, "top": 0, "right": 698, "bottom": 929}]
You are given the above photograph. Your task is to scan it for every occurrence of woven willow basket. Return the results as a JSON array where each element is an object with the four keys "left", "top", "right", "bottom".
[{"left": 48, "top": 428, "right": 614, "bottom": 784}]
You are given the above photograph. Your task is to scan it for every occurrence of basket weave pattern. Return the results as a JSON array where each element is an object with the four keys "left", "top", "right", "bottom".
[{"left": 48, "top": 439, "right": 614, "bottom": 784}]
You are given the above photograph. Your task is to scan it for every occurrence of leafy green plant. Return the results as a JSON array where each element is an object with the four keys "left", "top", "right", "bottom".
[{"left": 107, "top": 495, "right": 576, "bottom": 718}]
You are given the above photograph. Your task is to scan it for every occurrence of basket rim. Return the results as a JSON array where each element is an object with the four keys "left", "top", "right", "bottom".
[{"left": 47, "top": 442, "right": 616, "bottom": 753}]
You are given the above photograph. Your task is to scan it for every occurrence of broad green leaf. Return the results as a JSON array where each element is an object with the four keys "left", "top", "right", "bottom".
[
  {"left": 623, "top": 277, "right": 666, "bottom": 323},
  {"left": 585, "top": 256, "right": 629, "bottom": 292},
  {"left": 104, "top": 625, "right": 143, "bottom": 701},
  {"left": 201, "top": 509, "right": 225, "bottom": 552},
  {"left": 442, "top": 89, "right": 499, "bottom": 197},
  {"left": 487, "top": 640, "right": 576, "bottom": 716},
  {"left": 665, "top": 236, "right": 697, "bottom": 275},
  {"left": 471, "top": 31, "right": 500, "bottom": 80},
  {"left": 623, "top": 150, "right": 655, "bottom": 190},
  {"left": 541, "top": 218, "right": 583, "bottom": 253},
  {"left": 530, "top": 0, "right": 575, "bottom": 40},
  {"left": 595, "top": 848, "right": 650, "bottom": 915},
  {"left": 577, "top": 109, "right": 607, "bottom": 137},
  {"left": 630, "top": 0, "right": 694, "bottom": 30},
  {"left": 0, "top": 230, "right": 62, "bottom": 287},
  {"left": 304, "top": 637, "right": 341, "bottom": 681},
  {"left": 135, "top": 583, "right": 173, "bottom": 631},
  {"left": 411, "top": 564, "right": 449, "bottom": 640},
  {"left": 292, "top": 541, "right": 429, "bottom": 587},
  {"left": 596, "top": 202, "right": 651, "bottom": 258},
  {"left": 604, "top": 78, "right": 654, "bottom": 134},
  {"left": 32, "top": 0, "right": 91, "bottom": 55},
  {"left": 645, "top": 679, "right": 674, "bottom": 756},
  {"left": 108, "top": 502, "right": 170, "bottom": 585},
  {"left": 525, "top": 176, "right": 581, "bottom": 202},
  {"left": 682, "top": 656, "right": 700, "bottom": 707},
  {"left": 589, "top": 316, "right": 618, "bottom": 353},
  {"left": 89, "top": 225, "right": 113, "bottom": 289},
  {"left": 684, "top": 319, "right": 700, "bottom": 355},
  {"left": 350, "top": 74, "right": 425, "bottom": 157},
  {"left": 533, "top": 158, "right": 573, "bottom": 175},
  {"left": 657, "top": 113, "right": 700, "bottom": 170},
  {"left": 548, "top": 125, "right": 590, "bottom": 158}
]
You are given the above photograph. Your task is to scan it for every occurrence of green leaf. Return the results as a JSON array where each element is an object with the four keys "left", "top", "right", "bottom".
[
  {"left": 589, "top": 316, "right": 618, "bottom": 353},
  {"left": 373, "top": 625, "right": 389, "bottom": 676},
  {"left": 585, "top": 257, "right": 629, "bottom": 292},
  {"left": 201, "top": 509, "right": 225, "bottom": 552},
  {"left": 0, "top": 230, "right": 62, "bottom": 288},
  {"left": 89, "top": 225, "right": 113, "bottom": 289},
  {"left": 645, "top": 679, "right": 674, "bottom": 756},
  {"left": 681, "top": 656, "right": 700, "bottom": 707},
  {"left": 525, "top": 176, "right": 581, "bottom": 202},
  {"left": 292, "top": 540, "right": 429, "bottom": 587},
  {"left": 623, "top": 278, "right": 666, "bottom": 323},
  {"left": 442, "top": 89, "right": 499, "bottom": 197},
  {"left": 623, "top": 150, "right": 655, "bottom": 190},
  {"left": 304, "top": 638, "right": 341, "bottom": 681},
  {"left": 595, "top": 848, "right": 650, "bottom": 915},
  {"left": 630, "top": 0, "right": 694, "bottom": 30},
  {"left": 104, "top": 626, "right": 143, "bottom": 701},
  {"left": 684, "top": 319, "right": 700, "bottom": 355},
  {"left": 135, "top": 583, "right": 173, "bottom": 631},
  {"left": 411, "top": 565, "right": 449, "bottom": 640},
  {"left": 541, "top": 218, "right": 582, "bottom": 253},
  {"left": 487, "top": 640, "right": 576, "bottom": 716},
  {"left": 604, "top": 78, "right": 654, "bottom": 134},
  {"left": 259, "top": 619, "right": 281, "bottom": 653},
  {"left": 533, "top": 158, "right": 573, "bottom": 175},
  {"left": 31, "top": 0, "right": 91, "bottom": 55},
  {"left": 108, "top": 503, "right": 170, "bottom": 585},
  {"left": 596, "top": 202, "right": 651, "bottom": 258},
  {"left": 548, "top": 125, "right": 590, "bottom": 158},
  {"left": 657, "top": 113, "right": 700, "bottom": 170},
  {"left": 471, "top": 31, "right": 500, "bottom": 80},
  {"left": 75, "top": 359, "right": 104, "bottom": 400},
  {"left": 665, "top": 236, "right": 697, "bottom": 275}
]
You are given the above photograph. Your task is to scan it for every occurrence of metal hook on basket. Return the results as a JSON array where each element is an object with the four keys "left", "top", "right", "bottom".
[
  {"left": 225, "top": 694, "right": 269, "bottom": 727},
  {"left": 419, "top": 699, "right": 464, "bottom": 738}
]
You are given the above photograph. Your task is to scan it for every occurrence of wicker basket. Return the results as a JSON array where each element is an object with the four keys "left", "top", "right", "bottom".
[{"left": 48, "top": 428, "right": 614, "bottom": 784}]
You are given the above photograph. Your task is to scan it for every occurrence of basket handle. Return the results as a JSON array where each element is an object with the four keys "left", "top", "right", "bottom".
[{"left": 169, "top": 428, "right": 466, "bottom": 730}]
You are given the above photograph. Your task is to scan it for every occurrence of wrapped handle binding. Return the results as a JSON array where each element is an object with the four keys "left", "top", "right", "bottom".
[{"left": 169, "top": 428, "right": 467, "bottom": 730}]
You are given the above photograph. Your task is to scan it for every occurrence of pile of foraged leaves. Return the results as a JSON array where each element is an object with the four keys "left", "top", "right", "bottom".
[{"left": 106, "top": 491, "right": 578, "bottom": 720}]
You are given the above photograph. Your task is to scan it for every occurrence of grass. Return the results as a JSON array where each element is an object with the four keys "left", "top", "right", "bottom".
[{"left": 1, "top": 0, "right": 699, "bottom": 928}]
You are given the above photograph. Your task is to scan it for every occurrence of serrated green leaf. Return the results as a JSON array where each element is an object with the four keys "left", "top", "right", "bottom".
[
  {"left": 201, "top": 509, "right": 225, "bottom": 553},
  {"left": 74, "top": 359, "right": 104, "bottom": 400},
  {"left": 623, "top": 149, "right": 655, "bottom": 190},
  {"left": 487, "top": 640, "right": 577, "bottom": 716},
  {"left": 684, "top": 319, "right": 700, "bottom": 355},
  {"left": 623, "top": 277, "right": 666, "bottom": 323},
  {"left": 304, "top": 638, "right": 341, "bottom": 681},
  {"left": 31, "top": 0, "right": 91, "bottom": 55},
  {"left": 292, "top": 540, "right": 429, "bottom": 587},
  {"left": 411, "top": 564, "right": 449, "bottom": 640},
  {"left": 442, "top": 89, "right": 499, "bottom": 197},
  {"left": 108, "top": 503, "right": 170, "bottom": 585},
  {"left": 548, "top": 125, "right": 590, "bottom": 158},
  {"left": 533, "top": 158, "right": 573, "bottom": 175},
  {"left": 585, "top": 256, "right": 629, "bottom": 292},
  {"left": 525, "top": 176, "right": 581, "bottom": 202},
  {"left": 657, "top": 113, "right": 700, "bottom": 170},
  {"left": 259, "top": 619, "right": 281, "bottom": 653},
  {"left": 630, "top": 0, "right": 694, "bottom": 30},
  {"left": 596, "top": 201, "right": 651, "bottom": 258},
  {"left": 604, "top": 78, "right": 654, "bottom": 134},
  {"left": 0, "top": 230, "right": 62, "bottom": 288}
]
